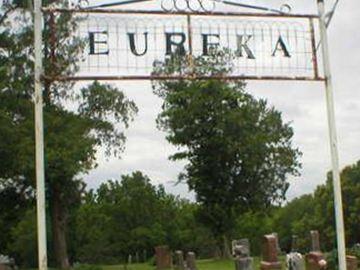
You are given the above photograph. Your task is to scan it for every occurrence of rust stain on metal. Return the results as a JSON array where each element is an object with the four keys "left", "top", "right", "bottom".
[
  {"left": 44, "top": 75, "right": 325, "bottom": 82},
  {"left": 42, "top": 8, "right": 320, "bottom": 19},
  {"left": 49, "top": 11, "right": 56, "bottom": 71},
  {"left": 309, "top": 18, "right": 320, "bottom": 80}
]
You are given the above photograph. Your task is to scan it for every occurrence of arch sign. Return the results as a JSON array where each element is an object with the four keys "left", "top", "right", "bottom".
[
  {"left": 44, "top": 1, "right": 323, "bottom": 81},
  {"left": 34, "top": 1, "right": 347, "bottom": 270}
]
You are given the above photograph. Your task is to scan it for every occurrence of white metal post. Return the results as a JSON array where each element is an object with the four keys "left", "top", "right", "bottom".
[
  {"left": 317, "top": 0, "right": 347, "bottom": 269},
  {"left": 34, "top": 0, "right": 48, "bottom": 269}
]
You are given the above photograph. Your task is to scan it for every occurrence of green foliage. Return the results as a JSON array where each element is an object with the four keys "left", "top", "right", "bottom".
[
  {"left": 0, "top": 179, "right": 33, "bottom": 253},
  {"left": 326, "top": 249, "right": 339, "bottom": 270},
  {"left": 234, "top": 211, "right": 274, "bottom": 255},
  {"left": 271, "top": 194, "right": 316, "bottom": 252},
  {"left": 268, "top": 160, "right": 360, "bottom": 253},
  {"left": 8, "top": 209, "right": 37, "bottom": 267},
  {"left": 153, "top": 50, "right": 302, "bottom": 249},
  {"left": 74, "top": 172, "right": 215, "bottom": 264},
  {"left": 0, "top": 2, "right": 137, "bottom": 268},
  {"left": 348, "top": 244, "right": 360, "bottom": 259}
]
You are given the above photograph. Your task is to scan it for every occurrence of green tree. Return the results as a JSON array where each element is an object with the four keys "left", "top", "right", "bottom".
[
  {"left": 153, "top": 51, "right": 302, "bottom": 257},
  {"left": 268, "top": 160, "right": 360, "bottom": 254},
  {"left": 74, "top": 171, "right": 215, "bottom": 263},
  {"left": 8, "top": 208, "right": 38, "bottom": 267},
  {"left": 75, "top": 172, "right": 166, "bottom": 264},
  {"left": 234, "top": 211, "right": 273, "bottom": 255},
  {"left": 310, "top": 161, "right": 360, "bottom": 251},
  {"left": 0, "top": 1, "right": 137, "bottom": 268},
  {"left": 0, "top": 180, "right": 33, "bottom": 254},
  {"left": 271, "top": 194, "right": 316, "bottom": 252}
]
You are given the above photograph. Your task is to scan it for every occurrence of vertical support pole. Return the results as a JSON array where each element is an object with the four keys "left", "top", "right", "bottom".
[
  {"left": 317, "top": 1, "right": 347, "bottom": 270},
  {"left": 34, "top": 0, "right": 48, "bottom": 270}
]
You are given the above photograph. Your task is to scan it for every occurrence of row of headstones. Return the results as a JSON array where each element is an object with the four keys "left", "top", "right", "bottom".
[
  {"left": 233, "top": 230, "right": 358, "bottom": 270},
  {"left": 155, "top": 246, "right": 197, "bottom": 270},
  {"left": 127, "top": 250, "right": 148, "bottom": 264}
]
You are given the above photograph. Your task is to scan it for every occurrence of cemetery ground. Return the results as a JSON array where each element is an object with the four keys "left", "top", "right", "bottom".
[{"left": 99, "top": 257, "right": 277, "bottom": 270}]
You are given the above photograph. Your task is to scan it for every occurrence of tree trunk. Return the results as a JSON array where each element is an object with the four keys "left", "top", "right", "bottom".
[
  {"left": 222, "top": 235, "right": 232, "bottom": 259},
  {"left": 213, "top": 245, "right": 221, "bottom": 259},
  {"left": 51, "top": 182, "right": 70, "bottom": 269}
]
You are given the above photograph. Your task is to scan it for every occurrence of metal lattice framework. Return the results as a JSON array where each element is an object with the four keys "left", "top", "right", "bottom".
[{"left": 44, "top": 5, "right": 323, "bottom": 81}]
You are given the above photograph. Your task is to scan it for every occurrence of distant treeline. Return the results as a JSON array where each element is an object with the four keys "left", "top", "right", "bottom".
[{"left": 1, "top": 161, "right": 360, "bottom": 268}]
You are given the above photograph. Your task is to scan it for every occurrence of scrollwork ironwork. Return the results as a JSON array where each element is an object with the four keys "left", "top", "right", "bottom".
[
  {"left": 161, "top": 0, "right": 216, "bottom": 13},
  {"left": 69, "top": 0, "right": 89, "bottom": 9}
]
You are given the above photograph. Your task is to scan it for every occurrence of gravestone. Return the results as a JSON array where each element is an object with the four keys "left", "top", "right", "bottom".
[
  {"left": 346, "top": 255, "right": 358, "bottom": 270},
  {"left": 232, "top": 239, "right": 250, "bottom": 257},
  {"left": 0, "top": 264, "right": 8, "bottom": 270},
  {"left": 310, "top": 231, "right": 321, "bottom": 252},
  {"left": 291, "top": 235, "right": 299, "bottom": 252},
  {"left": 260, "top": 235, "right": 281, "bottom": 270},
  {"left": 286, "top": 253, "right": 305, "bottom": 270},
  {"left": 143, "top": 249, "right": 147, "bottom": 262},
  {"left": 286, "top": 236, "right": 305, "bottom": 270},
  {"left": 272, "top": 233, "right": 281, "bottom": 253},
  {"left": 0, "top": 255, "right": 13, "bottom": 270},
  {"left": 305, "top": 253, "right": 327, "bottom": 270},
  {"left": 232, "top": 239, "right": 253, "bottom": 270},
  {"left": 305, "top": 231, "right": 327, "bottom": 270},
  {"left": 174, "top": 251, "right": 185, "bottom": 270},
  {"left": 186, "top": 252, "right": 197, "bottom": 270},
  {"left": 155, "top": 245, "right": 172, "bottom": 270}
]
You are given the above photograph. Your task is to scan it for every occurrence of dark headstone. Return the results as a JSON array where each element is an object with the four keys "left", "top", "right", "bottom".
[
  {"left": 291, "top": 235, "right": 299, "bottom": 252},
  {"left": 235, "top": 257, "right": 253, "bottom": 270},
  {"left": 346, "top": 255, "right": 358, "bottom": 270},
  {"left": 306, "top": 231, "right": 326, "bottom": 270},
  {"left": 310, "top": 231, "right": 321, "bottom": 252},
  {"left": 143, "top": 249, "right": 147, "bottom": 262},
  {"left": 0, "top": 265, "right": 9, "bottom": 270},
  {"left": 185, "top": 252, "right": 197, "bottom": 270},
  {"left": 260, "top": 235, "right": 281, "bottom": 270},
  {"left": 155, "top": 246, "right": 172, "bottom": 270},
  {"left": 174, "top": 251, "right": 185, "bottom": 270},
  {"left": 272, "top": 233, "right": 281, "bottom": 253}
]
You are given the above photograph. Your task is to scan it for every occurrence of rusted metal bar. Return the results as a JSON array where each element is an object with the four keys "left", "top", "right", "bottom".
[
  {"left": 187, "top": 14, "right": 193, "bottom": 55},
  {"left": 309, "top": 18, "right": 319, "bottom": 79},
  {"left": 49, "top": 11, "right": 56, "bottom": 75},
  {"left": 42, "top": 8, "right": 320, "bottom": 19},
  {"left": 186, "top": 14, "right": 195, "bottom": 75},
  {"left": 44, "top": 75, "right": 325, "bottom": 82}
]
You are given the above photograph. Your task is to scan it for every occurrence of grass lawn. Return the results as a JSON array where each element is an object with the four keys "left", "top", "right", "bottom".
[{"left": 101, "top": 257, "right": 286, "bottom": 270}]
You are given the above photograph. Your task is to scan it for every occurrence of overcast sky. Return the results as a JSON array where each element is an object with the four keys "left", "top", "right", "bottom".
[{"left": 80, "top": 0, "right": 360, "bottom": 202}]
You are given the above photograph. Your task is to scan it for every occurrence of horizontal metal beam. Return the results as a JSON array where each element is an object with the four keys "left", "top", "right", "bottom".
[
  {"left": 42, "top": 8, "right": 319, "bottom": 19},
  {"left": 44, "top": 75, "right": 325, "bottom": 82}
]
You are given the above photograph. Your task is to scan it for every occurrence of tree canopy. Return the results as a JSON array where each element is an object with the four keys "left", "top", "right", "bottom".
[
  {"left": 0, "top": 1, "right": 137, "bottom": 268},
  {"left": 152, "top": 51, "right": 302, "bottom": 255}
]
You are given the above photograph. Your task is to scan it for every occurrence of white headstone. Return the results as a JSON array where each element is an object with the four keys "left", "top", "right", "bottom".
[{"left": 286, "top": 253, "right": 305, "bottom": 270}]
